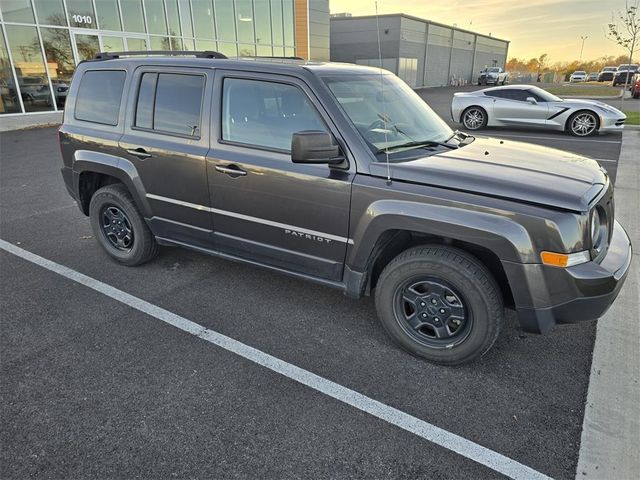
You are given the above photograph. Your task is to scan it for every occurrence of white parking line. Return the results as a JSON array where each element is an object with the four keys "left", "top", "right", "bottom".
[
  {"left": 0, "top": 239, "right": 553, "bottom": 480},
  {"left": 487, "top": 133, "right": 621, "bottom": 144}
]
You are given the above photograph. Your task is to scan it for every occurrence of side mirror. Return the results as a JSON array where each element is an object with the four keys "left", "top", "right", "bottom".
[
  {"left": 291, "top": 131, "right": 340, "bottom": 164},
  {"left": 526, "top": 96, "right": 538, "bottom": 105}
]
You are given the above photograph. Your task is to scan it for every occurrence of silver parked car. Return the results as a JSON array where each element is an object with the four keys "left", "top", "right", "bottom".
[{"left": 451, "top": 85, "right": 626, "bottom": 136}]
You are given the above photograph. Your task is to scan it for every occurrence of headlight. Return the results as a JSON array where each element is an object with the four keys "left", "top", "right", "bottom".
[{"left": 590, "top": 206, "right": 607, "bottom": 254}]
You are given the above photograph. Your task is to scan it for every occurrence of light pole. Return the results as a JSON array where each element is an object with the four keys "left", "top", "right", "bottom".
[{"left": 579, "top": 35, "right": 588, "bottom": 62}]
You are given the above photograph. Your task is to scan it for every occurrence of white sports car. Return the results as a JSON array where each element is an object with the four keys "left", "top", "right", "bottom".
[{"left": 451, "top": 85, "right": 626, "bottom": 136}]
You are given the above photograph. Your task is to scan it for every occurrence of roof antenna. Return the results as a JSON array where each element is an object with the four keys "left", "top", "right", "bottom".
[{"left": 375, "top": 1, "right": 392, "bottom": 185}]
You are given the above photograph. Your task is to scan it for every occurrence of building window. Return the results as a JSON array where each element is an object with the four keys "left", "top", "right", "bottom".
[
  {"left": 94, "top": 0, "right": 122, "bottom": 31},
  {"left": 75, "top": 70, "right": 126, "bottom": 125},
  {"left": 4, "top": 24, "right": 53, "bottom": 113},
  {"left": 0, "top": 0, "right": 35, "bottom": 24},
  {"left": 235, "top": 0, "right": 255, "bottom": 44},
  {"left": 270, "top": 0, "right": 284, "bottom": 46},
  {"left": 191, "top": 0, "right": 215, "bottom": 39},
  {"left": 65, "top": 0, "right": 96, "bottom": 28},
  {"left": 0, "top": 31, "right": 21, "bottom": 114},
  {"left": 178, "top": 0, "right": 194, "bottom": 38},
  {"left": 254, "top": 0, "right": 271, "bottom": 46},
  {"left": 213, "top": 0, "right": 235, "bottom": 42},
  {"left": 283, "top": 0, "right": 294, "bottom": 46},
  {"left": 120, "top": 0, "right": 146, "bottom": 33},
  {"left": 165, "top": 0, "right": 182, "bottom": 37},
  {"left": 41, "top": 28, "right": 74, "bottom": 108},
  {"left": 33, "top": 0, "right": 67, "bottom": 26},
  {"left": 144, "top": 0, "right": 168, "bottom": 35}
]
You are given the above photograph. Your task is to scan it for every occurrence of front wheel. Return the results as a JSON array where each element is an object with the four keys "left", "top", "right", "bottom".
[
  {"left": 568, "top": 111, "right": 599, "bottom": 136},
  {"left": 89, "top": 184, "right": 159, "bottom": 266},
  {"left": 461, "top": 106, "right": 487, "bottom": 130},
  {"left": 374, "top": 246, "right": 504, "bottom": 365}
]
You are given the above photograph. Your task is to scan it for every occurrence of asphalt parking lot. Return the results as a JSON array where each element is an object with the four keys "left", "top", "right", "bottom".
[
  {"left": 417, "top": 84, "right": 637, "bottom": 183},
  {"left": 0, "top": 103, "right": 630, "bottom": 479}
]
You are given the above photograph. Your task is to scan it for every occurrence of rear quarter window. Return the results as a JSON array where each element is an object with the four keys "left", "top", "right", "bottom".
[{"left": 75, "top": 70, "right": 126, "bottom": 126}]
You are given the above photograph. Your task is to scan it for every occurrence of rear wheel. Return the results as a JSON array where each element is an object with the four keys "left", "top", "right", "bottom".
[
  {"left": 374, "top": 246, "right": 503, "bottom": 365},
  {"left": 461, "top": 106, "right": 487, "bottom": 130},
  {"left": 89, "top": 184, "right": 159, "bottom": 266},
  {"left": 568, "top": 110, "right": 599, "bottom": 136}
]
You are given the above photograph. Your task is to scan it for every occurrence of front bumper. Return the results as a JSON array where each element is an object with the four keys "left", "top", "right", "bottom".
[
  {"left": 599, "top": 114, "right": 626, "bottom": 133},
  {"left": 504, "top": 220, "right": 632, "bottom": 333}
]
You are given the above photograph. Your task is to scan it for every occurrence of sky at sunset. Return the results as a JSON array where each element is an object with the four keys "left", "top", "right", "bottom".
[{"left": 329, "top": 0, "right": 633, "bottom": 62}]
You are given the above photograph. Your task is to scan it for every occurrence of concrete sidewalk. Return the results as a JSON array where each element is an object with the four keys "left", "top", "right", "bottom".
[
  {"left": 577, "top": 130, "right": 640, "bottom": 479},
  {"left": 0, "top": 112, "right": 62, "bottom": 132}
]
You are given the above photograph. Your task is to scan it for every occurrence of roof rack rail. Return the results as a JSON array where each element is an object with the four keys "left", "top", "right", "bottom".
[
  {"left": 93, "top": 50, "right": 227, "bottom": 60},
  {"left": 240, "top": 55, "right": 304, "bottom": 60}
]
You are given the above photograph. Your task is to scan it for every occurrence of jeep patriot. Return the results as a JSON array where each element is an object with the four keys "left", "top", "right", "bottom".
[{"left": 58, "top": 51, "right": 632, "bottom": 364}]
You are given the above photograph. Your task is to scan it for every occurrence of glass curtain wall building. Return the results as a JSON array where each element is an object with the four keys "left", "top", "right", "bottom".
[{"left": 0, "top": 0, "right": 299, "bottom": 115}]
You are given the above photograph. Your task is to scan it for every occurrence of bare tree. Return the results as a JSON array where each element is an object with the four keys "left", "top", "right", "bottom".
[{"left": 606, "top": 0, "right": 640, "bottom": 101}]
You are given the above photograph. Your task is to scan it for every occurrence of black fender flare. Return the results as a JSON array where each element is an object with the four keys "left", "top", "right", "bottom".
[
  {"left": 347, "top": 199, "right": 536, "bottom": 270},
  {"left": 72, "top": 150, "right": 152, "bottom": 217}
]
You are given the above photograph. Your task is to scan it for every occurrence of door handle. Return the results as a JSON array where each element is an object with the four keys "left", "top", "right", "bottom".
[
  {"left": 125, "top": 147, "right": 152, "bottom": 159},
  {"left": 215, "top": 165, "right": 247, "bottom": 177}
]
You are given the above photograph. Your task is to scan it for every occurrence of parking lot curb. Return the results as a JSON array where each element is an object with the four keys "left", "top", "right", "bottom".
[{"left": 576, "top": 130, "right": 640, "bottom": 480}]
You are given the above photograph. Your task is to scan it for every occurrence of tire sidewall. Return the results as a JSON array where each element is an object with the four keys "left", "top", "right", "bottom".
[
  {"left": 89, "top": 187, "right": 150, "bottom": 265},
  {"left": 375, "top": 249, "right": 500, "bottom": 364}
]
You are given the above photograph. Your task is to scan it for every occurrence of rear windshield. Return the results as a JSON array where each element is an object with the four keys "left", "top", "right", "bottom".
[{"left": 75, "top": 70, "right": 126, "bottom": 126}]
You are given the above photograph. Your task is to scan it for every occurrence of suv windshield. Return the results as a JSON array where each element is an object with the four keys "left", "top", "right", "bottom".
[
  {"left": 487, "top": 67, "right": 501, "bottom": 73},
  {"left": 322, "top": 74, "right": 453, "bottom": 157}
]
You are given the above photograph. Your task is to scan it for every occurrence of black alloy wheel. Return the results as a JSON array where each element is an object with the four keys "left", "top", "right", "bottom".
[
  {"left": 393, "top": 278, "right": 472, "bottom": 347},
  {"left": 100, "top": 205, "right": 134, "bottom": 251}
]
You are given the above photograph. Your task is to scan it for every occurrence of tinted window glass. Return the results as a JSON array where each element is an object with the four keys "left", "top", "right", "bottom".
[
  {"left": 134, "top": 73, "right": 204, "bottom": 136},
  {"left": 485, "top": 89, "right": 527, "bottom": 101},
  {"left": 222, "top": 78, "right": 327, "bottom": 151},
  {"left": 135, "top": 73, "right": 157, "bottom": 129},
  {"left": 75, "top": 70, "right": 126, "bottom": 125}
]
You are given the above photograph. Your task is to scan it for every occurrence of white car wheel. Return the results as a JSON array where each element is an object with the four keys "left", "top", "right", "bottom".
[
  {"left": 570, "top": 112, "right": 598, "bottom": 136},
  {"left": 462, "top": 107, "right": 486, "bottom": 130}
]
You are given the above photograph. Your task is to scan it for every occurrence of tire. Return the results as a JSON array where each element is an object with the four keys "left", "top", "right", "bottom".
[
  {"left": 374, "top": 246, "right": 503, "bottom": 365},
  {"left": 89, "top": 184, "right": 159, "bottom": 266},
  {"left": 461, "top": 106, "right": 488, "bottom": 130},
  {"left": 567, "top": 110, "right": 599, "bottom": 137}
]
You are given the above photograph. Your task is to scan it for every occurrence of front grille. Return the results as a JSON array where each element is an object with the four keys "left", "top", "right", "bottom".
[{"left": 616, "top": 119, "right": 626, "bottom": 126}]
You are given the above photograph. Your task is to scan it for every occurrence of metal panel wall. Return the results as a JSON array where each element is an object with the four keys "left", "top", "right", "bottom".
[
  {"left": 425, "top": 24, "right": 451, "bottom": 87},
  {"left": 399, "top": 16, "right": 426, "bottom": 86},
  {"left": 330, "top": 14, "right": 510, "bottom": 88},
  {"left": 330, "top": 16, "right": 401, "bottom": 67}
]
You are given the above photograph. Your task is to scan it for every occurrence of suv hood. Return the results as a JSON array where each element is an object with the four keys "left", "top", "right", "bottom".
[{"left": 371, "top": 136, "right": 606, "bottom": 211}]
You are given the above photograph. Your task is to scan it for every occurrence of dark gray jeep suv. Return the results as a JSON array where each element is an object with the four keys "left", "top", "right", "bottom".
[{"left": 59, "top": 51, "right": 632, "bottom": 365}]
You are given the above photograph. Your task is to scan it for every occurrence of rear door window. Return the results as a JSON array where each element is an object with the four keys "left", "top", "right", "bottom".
[
  {"left": 134, "top": 72, "right": 205, "bottom": 137},
  {"left": 75, "top": 70, "right": 126, "bottom": 125}
]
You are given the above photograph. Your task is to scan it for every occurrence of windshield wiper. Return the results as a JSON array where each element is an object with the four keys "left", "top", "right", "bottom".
[
  {"left": 445, "top": 129, "right": 475, "bottom": 145},
  {"left": 377, "top": 139, "right": 458, "bottom": 154}
]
